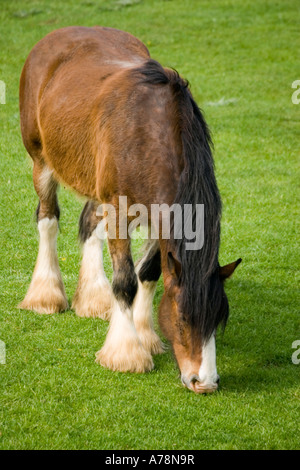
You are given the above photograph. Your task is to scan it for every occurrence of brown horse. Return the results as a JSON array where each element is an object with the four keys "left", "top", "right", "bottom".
[{"left": 19, "top": 26, "right": 241, "bottom": 394}]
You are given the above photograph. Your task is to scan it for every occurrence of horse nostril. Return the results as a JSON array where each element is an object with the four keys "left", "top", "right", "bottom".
[
  {"left": 181, "top": 374, "right": 199, "bottom": 389},
  {"left": 190, "top": 375, "right": 199, "bottom": 385},
  {"left": 216, "top": 375, "right": 220, "bottom": 385}
]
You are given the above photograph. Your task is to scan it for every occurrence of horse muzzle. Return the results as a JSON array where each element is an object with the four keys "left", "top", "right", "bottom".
[{"left": 181, "top": 374, "right": 220, "bottom": 394}]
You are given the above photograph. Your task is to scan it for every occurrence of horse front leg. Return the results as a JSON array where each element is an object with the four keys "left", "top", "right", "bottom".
[
  {"left": 133, "top": 241, "right": 164, "bottom": 355},
  {"left": 96, "top": 236, "right": 153, "bottom": 373}
]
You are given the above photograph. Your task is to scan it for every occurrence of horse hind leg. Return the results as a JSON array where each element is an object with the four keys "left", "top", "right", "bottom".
[
  {"left": 72, "top": 201, "right": 112, "bottom": 320},
  {"left": 19, "top": 163, "right": 68, "bottom": 314},
  {"left": 133, "top": 241, "right": 164, "bottom": 355}
]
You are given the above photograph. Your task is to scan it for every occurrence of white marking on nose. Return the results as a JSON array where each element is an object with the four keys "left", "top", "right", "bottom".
[{"left": 198, "top": 334, "right": 219, "bottom": 386}]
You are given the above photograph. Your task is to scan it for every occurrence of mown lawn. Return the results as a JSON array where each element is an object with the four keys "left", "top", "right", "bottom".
[{"left": 0, "top": 0, "right": 299, "bottom": 450}]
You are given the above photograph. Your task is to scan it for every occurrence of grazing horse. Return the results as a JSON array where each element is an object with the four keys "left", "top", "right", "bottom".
[{"left": 19, "top": 26, "right": 241, "bottom": 394}]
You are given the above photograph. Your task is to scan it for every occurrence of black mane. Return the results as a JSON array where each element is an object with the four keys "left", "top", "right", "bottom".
[{"left": 137, "top": 60, "right": 229, "bottom": 343}]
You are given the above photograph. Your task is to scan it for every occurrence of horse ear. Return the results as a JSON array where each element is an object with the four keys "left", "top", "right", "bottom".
[
  {"left": 167, "top": 251, "right": 182, "bottom": 279},
  {"left": 219, "top": 258, "right": 242, "bottom": 280}
]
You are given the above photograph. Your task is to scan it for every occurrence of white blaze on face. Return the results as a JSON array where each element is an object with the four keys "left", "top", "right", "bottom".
[{"left": 198, "top": 335, "right": 219, "bottom": 386}]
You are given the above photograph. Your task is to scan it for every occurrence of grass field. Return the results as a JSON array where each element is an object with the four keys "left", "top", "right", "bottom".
[{"left": 0, "top": 0, "right": 299, "bottom": 450}]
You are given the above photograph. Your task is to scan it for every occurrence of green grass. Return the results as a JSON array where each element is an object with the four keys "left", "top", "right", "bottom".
[{"left": 0, "top": 0, "right": 299, "bottom": 450}]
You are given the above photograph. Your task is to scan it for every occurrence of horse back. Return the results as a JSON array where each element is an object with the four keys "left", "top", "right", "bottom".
[
  {"left": 19, "top": 26, "right": 149, "bottom": 154},
  {"left": 20, "top": 27, "right": 182, "bottom": 203}
]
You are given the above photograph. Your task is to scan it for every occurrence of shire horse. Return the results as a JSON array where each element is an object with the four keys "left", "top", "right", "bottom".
[{"left": 19, "top": 26, "right": 241, "bottom": 394}]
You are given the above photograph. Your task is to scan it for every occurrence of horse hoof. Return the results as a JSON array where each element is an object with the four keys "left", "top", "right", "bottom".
[{"left": 95, "top": 343, "right": 154, "bottom": 373}]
